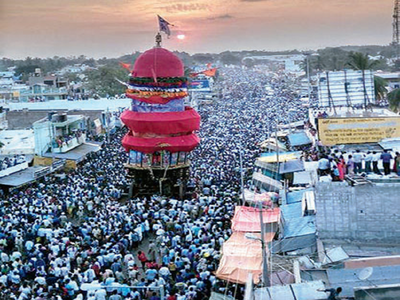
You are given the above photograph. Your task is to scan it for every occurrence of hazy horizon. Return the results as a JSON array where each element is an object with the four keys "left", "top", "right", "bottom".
[{"left": 0, "top": 0, "right": 395, "bottom": 59}]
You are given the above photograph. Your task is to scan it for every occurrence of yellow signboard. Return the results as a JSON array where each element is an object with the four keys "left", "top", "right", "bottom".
[{"left": 318, "top": 117, "right": 400, "bottom": 145}]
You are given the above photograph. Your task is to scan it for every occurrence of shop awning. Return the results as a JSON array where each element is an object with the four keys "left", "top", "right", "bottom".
[
  {"left": 216, "top": 232, "right": 274, "bottom": 284},
  {"left": 231, "top": 206, "right": 280, "bottom": 232}
]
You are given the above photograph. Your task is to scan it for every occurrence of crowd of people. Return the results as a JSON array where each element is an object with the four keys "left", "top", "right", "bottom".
[
  {"left": 0, "top": 155, "right": 27, "bottom": 172},
  {"left": 0, "top": 66, "right": 309, "bottom": 300},
  {"left": 315, "top": 148, "right": 400, "bottom": 180}
]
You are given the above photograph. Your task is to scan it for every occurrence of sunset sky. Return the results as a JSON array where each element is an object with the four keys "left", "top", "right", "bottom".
[{"left": 0, "top": 0, "right": 395, "bottom": 59}]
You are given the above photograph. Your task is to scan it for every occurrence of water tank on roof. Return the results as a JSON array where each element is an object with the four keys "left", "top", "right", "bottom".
[
  {"left": 59, "top": 113, "right": 67, "bottom": 122},
  {"left": 51, "top": 114, "right": 67, "bottom": 123},
  {"left": 48, "top": 111, "right": 57, "bottom": 121}
]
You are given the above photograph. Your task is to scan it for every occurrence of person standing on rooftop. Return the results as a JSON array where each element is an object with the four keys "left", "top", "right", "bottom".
[
  {"left": 395, "top": 152, "right": 400, "bottom": 176},
  {"left": 353, "top": 149, "right": 364, "bottom": 174},
  {"left": 372, "top": 151, "right": 382, "bottom": 175},
  {"left": 364, "top": 151, "right": 373, "bottom": 174},
  {"left": 380, "top": 150, "right": 393, "bottom": 176}
]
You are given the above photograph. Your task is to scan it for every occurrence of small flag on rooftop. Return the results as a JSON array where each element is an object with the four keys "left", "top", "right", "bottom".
[{"left": 158, "top": 15, "right": 173, "bottom": 37}]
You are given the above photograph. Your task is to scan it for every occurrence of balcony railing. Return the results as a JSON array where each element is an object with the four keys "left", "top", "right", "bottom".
[{"left": 52, "top": 134, "right": 86, "bottom": 153}]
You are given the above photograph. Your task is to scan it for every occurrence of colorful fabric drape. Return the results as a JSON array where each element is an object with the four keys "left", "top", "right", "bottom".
[
  {"left": 129, "top": 76, "right": 187, "bottom": 86},
  {"left": 121, "top": 107, "right": 200, "bottom": 135},
  {"left": 203, "top": 68, "right": 217, "bottom": 77},
  {"left": 130, "top": 98, "right": 185, "bottom": 113},
  {"left": 126, "top": 89, "right": 188, "bottom": 104},
  {"left": 119, "top": 62, "right": 133, "bottom": 72},
  {"left": 122, "top": 132, "right": 200, "bottom": 154}
]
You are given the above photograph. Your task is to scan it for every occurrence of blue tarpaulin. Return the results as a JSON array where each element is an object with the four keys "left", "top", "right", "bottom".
[
  {"left": 286, "top": 188, "right": 314, "bottom": 204},
  {"left": 283, "top": 215, "right": 316, "bottom": 238},
  {"left": 281, "top": 202, "right": 303, "bottom": 220},
  {"left": 288, "top": 132, "right": 312, "bottom": 147}
]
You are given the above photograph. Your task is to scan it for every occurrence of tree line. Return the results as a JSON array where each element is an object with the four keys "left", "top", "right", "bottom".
[{"left": 1, "top": 44, "right": 400, "bottom": 110}]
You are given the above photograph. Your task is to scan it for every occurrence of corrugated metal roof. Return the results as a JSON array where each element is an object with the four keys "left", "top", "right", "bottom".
[
  {"left": 279, "top": 160, "right": 305, "bottom": 174},
  {"left": 379, "top": 138, "right": 400, "bottom": 151},
  {"left": 254, "top": 280, "right": 326, "bottom": 300},
  {"left": 293, "top": 171, "right": 313, "bottom": 185},
  {"left": 326, "top": 265, "right": 400, "bottom": 298},
  {"left": 283, "top": 215, "right": 316, "bottom": 238},
  {"left": 210, "top": 292, "right": 235, "bottom": 300},
  {"left": 42, "top": 142, "right": 101, "bottom": 161},
  {"left": 322, "top": 247, "right": 349, "bottom": 265},
  {"left": 271, "top": 270, "right": 295, "bottom": 286},
  {"left": 252, "top": 172, "right": 283, "bottom": 192}
]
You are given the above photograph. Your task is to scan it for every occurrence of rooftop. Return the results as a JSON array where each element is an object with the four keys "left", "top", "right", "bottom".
[
  {"left": 0, "top": 129, "right": 35, "bottom": 155},
  {"left": 6, "top": 98, "right": 130, "bottom": 112},
  {"left": 312, "top": 107, "right": 399, "bottom": 118},
  {"left": 42, "top": 141, "right": 102, "bottom": 162}
]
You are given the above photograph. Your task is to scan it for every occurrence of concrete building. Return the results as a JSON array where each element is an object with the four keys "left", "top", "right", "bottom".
[
  {"left": 0, "top": 130, "right": 35, "bottom": 155},
  {"left": 243, "top": 54, "right": 305, "bottom": 72},
  {"left": 315, "top": 182, "right": 400, "bottom": 242},
  {"left": 33, "top": 114, "right": 87, "bottom": 156},
  {"left": 0, "top": 70, "right": 30, "bottom": 102},
  {"left": 375, "top": 71, "right": 400, "bottom": 91},
  {"left": 20, "top": 68, "right": 69, "bottom": 102}
]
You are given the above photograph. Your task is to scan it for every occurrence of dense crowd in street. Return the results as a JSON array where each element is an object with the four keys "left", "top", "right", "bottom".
[{"left": 0, "top": 67, "right": 309, "bottom": 300}]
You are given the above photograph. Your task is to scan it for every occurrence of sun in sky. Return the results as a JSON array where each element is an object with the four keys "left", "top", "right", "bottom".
[{"left": 0, "top": 0, "right": 395, "bottom": 58}]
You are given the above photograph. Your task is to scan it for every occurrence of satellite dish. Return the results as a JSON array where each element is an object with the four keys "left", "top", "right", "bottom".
[{"left": 358, "top": 267, "right": 374, "bottom": 281}]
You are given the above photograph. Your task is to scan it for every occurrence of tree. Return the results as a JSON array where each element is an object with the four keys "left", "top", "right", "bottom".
[
  {"left": 192, "top": 53, "right": 214, "bottom": 64},
  {"left": 374, "top": 76, "right": 388, "bottom": 102},
  {"left": 312, "top": 55, "right": 326, "bottom": 72},
  {"left": 347, "top": 52, "right": 379, "bottom": 70},
  {"left": 242, "top": 57, "right": 255, "bottom": 68},
  {"left": 14, "top": 64, "right": 41, "bottom": 82},
  {"left": 184, "top": 67, "right": 193, "bottom": 78},
  {"left": 347, "top": 52, "right": 379, "bottom": 108},
  {"left": 84, "top": 65, "right": 128, "bottom": 97},
  {"left": 317, "top": 47, "right": 348, "bottom": 71},
  {"left": 220, "top": 52, "right": 241, "bottom": 65},
  {"left": 388, "top": 89, "right": 400, "bottom": 113},
  {"left": 174, "top": 51, "right": 193, "bottom": 67}
]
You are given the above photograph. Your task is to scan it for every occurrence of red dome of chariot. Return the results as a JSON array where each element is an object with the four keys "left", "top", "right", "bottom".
[{"left": 131, "top": 47, "right": 184, "bottom": 78}]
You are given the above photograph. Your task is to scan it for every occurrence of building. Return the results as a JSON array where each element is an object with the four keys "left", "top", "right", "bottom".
[
  {"left": 317, "top": 70, "right": 375, "bottom": 107},
  {"left": 20, "top": 68, "right": 69, "bottom": 102},
  {"left": 33, "top": 113, "right": 87, "bottom": 156},
  {"left": 243, "top": 54, "right": 305, "bottom": 72},
  {"left": 0, "top": 70, "right": 29, "bottom": 102},
  {"left": 375, "top": 71, "right": 400, "bottom": 91}
]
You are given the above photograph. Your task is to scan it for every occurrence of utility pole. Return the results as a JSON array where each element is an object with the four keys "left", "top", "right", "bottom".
[
  {"left": 275, "top": 127, "right": 280, "bottom": 170},
  {"left": 306, "top": 54, "right": 311, "bottom": 103},
  {"left": 258, "top": 201, "right": 270, "bottom": 287},
  {"left": 393, "top": 0, "right": 400, "bottom": 58},
  {"left": 239, "top": 146, "right": 245, "bottom": 205}
]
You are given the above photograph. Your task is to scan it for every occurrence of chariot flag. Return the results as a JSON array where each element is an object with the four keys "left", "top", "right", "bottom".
[
  {"left": 119, "top": 62, "right": 132, "bottom": 72},
  {"left": 158, "top": 15, "right": 172, "bottom": 37}
]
